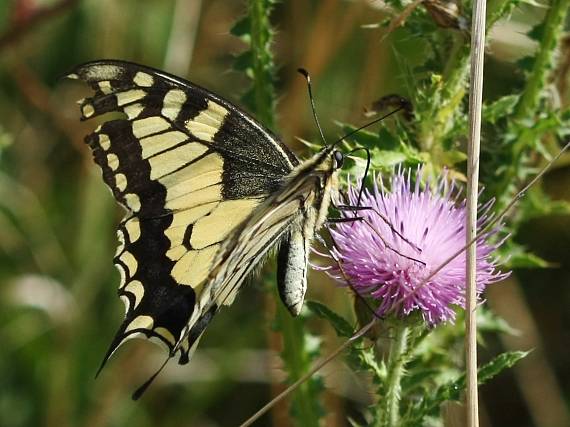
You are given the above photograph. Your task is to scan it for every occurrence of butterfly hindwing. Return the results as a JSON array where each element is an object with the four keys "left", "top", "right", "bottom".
[{"left": 69, "top": 60, "right": 299, "bottom": 364}]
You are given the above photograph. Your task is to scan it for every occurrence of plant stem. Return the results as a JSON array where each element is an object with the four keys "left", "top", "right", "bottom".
[
  {"left": 494, "top": 0, "right": 570, "bottom": 205},
  {"left": 380, "top": 324, "right": 409, "bottom": 427},
  {"left": 244, "top": 1, "right": 323, "bottom": 425},
  {"left": 465, "top": 0, "right": 487, "bottom": 423},
  {"left": 418, "top": 35, "right": 469, "bottom": 155},
  {"left": 514, "top": 0, "right": 570, "bottom": 120},
  {"left": 247, "top": 0, "right": 276, "bottom": 129},
  {"left": 275, "top": 297, "right": 322, "bottom": 427}
]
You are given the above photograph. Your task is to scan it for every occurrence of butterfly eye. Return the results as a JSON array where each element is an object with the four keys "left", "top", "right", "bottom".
[{"left": 333, "top": 150, "right": 344, "bottom": 169}]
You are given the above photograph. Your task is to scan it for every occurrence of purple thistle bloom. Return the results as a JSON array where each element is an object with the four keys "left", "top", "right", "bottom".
[{"left": 318, "top": 169, "right": 508, "bottom": 325}]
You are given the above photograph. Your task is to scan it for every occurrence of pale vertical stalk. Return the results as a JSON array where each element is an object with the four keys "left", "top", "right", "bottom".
[
  {"left": 465, "top": 0, "right": 487, "bottom": 424},
  {"left": 163, "top": 0, "right": 202, "bottom": 76}
]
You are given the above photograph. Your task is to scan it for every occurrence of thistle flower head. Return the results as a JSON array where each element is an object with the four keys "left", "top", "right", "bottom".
[{"left": 319, "top": 168, "right": 508, "bottom": 325}]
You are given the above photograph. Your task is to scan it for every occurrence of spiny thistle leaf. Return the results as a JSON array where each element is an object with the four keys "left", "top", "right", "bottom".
[
  {"left": 306, "top": 301, "right": 354, "bottom": 338},
  {"left": 230, "top": 16, "right": 251, "bottom": 39},
  {"left": 478, "top": 351, "right": 529, "bottom": 381},
  {"left": 501, "top": 241, "right": 554, "bottom": 269},
  {"left": 403, "top": 351, "right": 528, "bottom": 425},
  {"left": 483, "top": 95, "right": 520, "bottom": 124},
  {"left": 476, "top": 308, "right": 518, "bottom": 336}
]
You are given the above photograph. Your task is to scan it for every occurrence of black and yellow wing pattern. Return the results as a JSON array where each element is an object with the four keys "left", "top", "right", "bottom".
[
  {"left": 69, "top": 60, "right": 301, "bottom": 364},
  {"left": 69, "top": 60, "right": 342, "bottom": 374}
]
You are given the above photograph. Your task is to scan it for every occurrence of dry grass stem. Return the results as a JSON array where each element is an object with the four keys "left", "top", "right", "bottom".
[{"left": 465, "top": 0, "right": 488, "bottom": 424}]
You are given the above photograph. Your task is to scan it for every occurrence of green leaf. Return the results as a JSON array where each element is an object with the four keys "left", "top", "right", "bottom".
[
  {"left": 403, "top": 351, "right": 528, "bottom": 425},
  {"left": 438, "top": 149, "right": 467, "bottom": 165},
  {"left": 230, "top": 16, "right": 251, "bottom": 38},
  {"left": 517, "top": 56, "right": 535, "bottom": 73},
  {"left": 340, "top": 123, "right": 379, "bottom": 148},
  {"left": 345, "top": 345, "right": 385, "bottom": 381},
  {"left": 477, "top": 308, "right": 518, "bottom": 336},
  {"left": 527, "top": 22, "right": 545, "bottom": 42},
  {"left": 483, "top": 95, "right": 520, "bottom": 123},
  {"left": 306, "top": 300, "right": 354, "bottom": 338},
  {"left": 519, "top": 185, "right": 570, "bottom": 219},
  {"left": 305, "top": 301, "right": 385, "bottom": 384},
  {"left": 500, "top": 241, "right": 553, "bottom": 269},
  {"left": 371, "top": 149, "right": 408, "bottom": 168},
  {"left": 401, "top": 368, "right": 440, "bottom": 393},
  {"left": 508, "top": 251, "right": 553, "bottom": 268},
  {"left": 479, "top": 351, "right": 529, "bottom": 382},
  {"left": 233, "top": 50, "right": 254, "bottom": 72},
  {"left": 377, "top": 127, "right": 401, "bottom": 150}
]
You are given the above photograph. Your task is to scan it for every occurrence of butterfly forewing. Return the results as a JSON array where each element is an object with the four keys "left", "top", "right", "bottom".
[{"left": 69, "top": 60, "right": 299, "bottom": 364}]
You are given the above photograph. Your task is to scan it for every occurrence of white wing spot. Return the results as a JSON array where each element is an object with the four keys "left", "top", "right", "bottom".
[
  {"left": 99, "top": 134, "right": 111, "bottom": 151},
  {"left": 124, "top": 103, "right": 144, "bottom": 119},
  {"left": 85, "top": 64, "right": 122, "bottom": 80},
  {"left": 82, "top": 104, "right": 95, "bottom": 118},
  {"left": 162, "top": 89, "right": 187, "bottom": 122},
  {"left": 98, "top": 81, "right": 113, "bottom": 94},
  {"left": 124, "top": 193, "right": 141, "bottom": 212},
  {"left": 116, "top": 89, "right": 146, "bottom": 107},
  {"left": 107, "top": 153, "right": 119, "bottom": 171},
  {"left": 115, "top": 173, "right": 127, "bottom": 192},
  {"left": 134, "top": 71, "right": 154, "bottom": 87}
]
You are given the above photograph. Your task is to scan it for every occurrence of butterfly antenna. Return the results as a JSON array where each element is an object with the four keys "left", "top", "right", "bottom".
[
  {"left": 332, "top": 106, "right": 404, "bottom": 148},
  {"left": 332, "top": 105, "right": 403, "bottom": 211},
  {"left": 132, "top": 354, "right": 172, "bottom": 401},
  {"left": 297, "top": 68, "right": 327, "bottom": 146}
]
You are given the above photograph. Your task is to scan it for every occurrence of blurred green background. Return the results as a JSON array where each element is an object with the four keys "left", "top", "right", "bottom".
[{"left": 0, "top": 0, "right": 569, "bottom": 426}]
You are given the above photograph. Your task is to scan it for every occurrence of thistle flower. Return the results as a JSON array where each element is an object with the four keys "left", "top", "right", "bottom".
[{"left": 319, "top": 169, "right": 508, "bottom": 325}]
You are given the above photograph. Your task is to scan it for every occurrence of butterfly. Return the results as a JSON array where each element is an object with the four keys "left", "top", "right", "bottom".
[{"left": 68, "top": 60, "right": 348, "bottom": 374}]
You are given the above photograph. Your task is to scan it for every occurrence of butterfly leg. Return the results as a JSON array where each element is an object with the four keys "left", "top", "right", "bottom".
[
  {"left": 326, "top": 216, "right": 364, "bottom": 224},
  {"left": 334, "top": 202, "right": 421, "bottom": 253}
]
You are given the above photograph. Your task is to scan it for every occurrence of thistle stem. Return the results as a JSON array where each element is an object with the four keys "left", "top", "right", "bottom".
[
  {"left": 492, "top": 0, "right": 570, "bottom": 206},
  {"left": 380, "top": 324, "right": 409, "bottom": 427},
  {"left": 514, "top": 0, "right": 570, "bottom": 120},
  {"left": 248, "top": 0, "right": 276, "bottom": 129}
]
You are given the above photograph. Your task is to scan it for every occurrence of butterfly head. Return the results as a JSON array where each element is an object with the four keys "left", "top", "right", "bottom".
[{"left": 333, "top": 150, "right": 344, "bottom": 170}]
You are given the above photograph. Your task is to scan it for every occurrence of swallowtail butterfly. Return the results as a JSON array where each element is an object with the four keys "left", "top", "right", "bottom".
[{"left": 68, "top": 60, "right": 344, "bottom": 374}]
